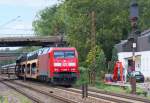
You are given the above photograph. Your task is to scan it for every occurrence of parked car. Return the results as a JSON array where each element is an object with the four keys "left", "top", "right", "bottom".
[{"left": 127, "top": 71, "right": 144, "bottom": 83}]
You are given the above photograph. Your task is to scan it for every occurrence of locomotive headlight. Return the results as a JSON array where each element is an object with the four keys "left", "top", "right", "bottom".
[
  {"left": 68, "top": 63, "right": 76, "bottom": 66},
  {"left": 71, "top": 68, "right": 76, "bottom": 71},
  {"left": 54, "top": 63, "right": 61, "bottom": 66},
  {"left": 54, "top": 68, "right": 59, "bottom": 71}
]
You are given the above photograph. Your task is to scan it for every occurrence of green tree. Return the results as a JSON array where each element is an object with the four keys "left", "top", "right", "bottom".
[
  {"left": 95, "top": 47, "right": 106, "bottom": 81},
  {"left": 33, "top": 0, "right": 150, "bottom": 67},
  {"left": 108, "top": 47, "right": 118, "bottom": 73},
  {"left": 33, "top": 5, "right": 65, "bottom": 35},
  {"left": 86, "top": 46, "right": 106, "bottom": 83},
  {"left": 0, "top": 48, "right": 16, "bottom": 67}
]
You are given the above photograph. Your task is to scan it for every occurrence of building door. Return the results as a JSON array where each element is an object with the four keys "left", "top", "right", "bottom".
[
  {"left": 127, "top": 56, "right": 141, "bottom": 72},
  {"left": 135, "top": 56, "right": 141, "bottom": 71}
]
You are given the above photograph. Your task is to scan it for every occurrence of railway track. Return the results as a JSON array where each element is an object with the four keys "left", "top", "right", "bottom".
[
  {"left": 19, "top": 81, "right": 150, "bottom": 103},
  {"left": 87, "top": 87, "right": 150, "bottom": 103},
  {"left": 19, "top": 79, "right": 149, "bottom": 103},
  {"left": 0, "top": 79, "right": 78, "bottom": 103},
  {"left": 1, "top": 76, "right": 150, "bottom": 103},
  {"left": 63, "top": 87, "right": 150, "bottom": 103},
  {"left": 5, "top": 78, "right": 150, "bottom": 103},
  {"left": 0, "top": 79, "right": 43, "bottom": 103}
]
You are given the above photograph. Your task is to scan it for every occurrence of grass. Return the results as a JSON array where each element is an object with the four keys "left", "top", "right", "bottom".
[
  {"left": 0, "top": 96, "right": 8, "bottom": 103},
  {"left": 0, "top": 91, "right": 32, "bottom": 103},
  {"left": 12, "top": 91, "right": 32, "bottom": 103},
  {"left": 75, "top": 69, "right": 149, "bottom": 98},
  {"left": 95, "top": 82, "right": 129, "bottom": 93},
  {"left": 94, "top": 81, "right": 149, "bottom": 98},
  {"left": 75, "top": 79, "right": 148, "bottom": 98}
]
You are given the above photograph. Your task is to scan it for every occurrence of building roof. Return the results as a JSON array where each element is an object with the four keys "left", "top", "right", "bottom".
[{"left": 116, "top": 29, "right": 150, "bottom": 52}]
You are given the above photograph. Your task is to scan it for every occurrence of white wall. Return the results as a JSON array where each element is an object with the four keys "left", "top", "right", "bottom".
[
  {"left": 118, "top": 51, "right": 150, "bottom": 78},
  {"left": 140, "top": 51, "right": 150, "bottom": 78}
]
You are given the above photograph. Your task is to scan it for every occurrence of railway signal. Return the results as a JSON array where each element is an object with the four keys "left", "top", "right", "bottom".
[{"left": 128, "top": 0, "right": 139, "bottom": 94}]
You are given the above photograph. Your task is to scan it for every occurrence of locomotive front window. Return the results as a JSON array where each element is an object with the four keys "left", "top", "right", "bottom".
[
  {"left": 65, "top": 51, "right": 75, "bottom": 58},
  {"left": 54, "top": 51, "right": 65, "bottom": 58},
  {"left": 54, "top": 51, "right": 75, "bottom": 58}
]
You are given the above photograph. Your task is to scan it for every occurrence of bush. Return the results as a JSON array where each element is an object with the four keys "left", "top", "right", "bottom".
[{"left": 75, "top": 67, "right": 89, "bottom": 86}]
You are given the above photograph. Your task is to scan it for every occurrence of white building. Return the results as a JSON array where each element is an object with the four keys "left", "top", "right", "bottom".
[{"left": 116, "top": 29, "right": 150, "bottom": 79}]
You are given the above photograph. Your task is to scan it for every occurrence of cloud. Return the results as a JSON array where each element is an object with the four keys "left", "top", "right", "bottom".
[{"left": 0, "top": 0, "right": 59, "bottom": 8}]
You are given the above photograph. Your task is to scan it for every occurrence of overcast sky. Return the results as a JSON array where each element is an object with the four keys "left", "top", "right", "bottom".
[{"left": 0, "top": 0, "right": 59, "bottom": 36}]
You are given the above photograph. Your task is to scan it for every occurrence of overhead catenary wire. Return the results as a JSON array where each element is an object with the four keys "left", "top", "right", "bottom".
[
  {"left": 0, "top": 16, "right": 21, "bottom": 28},
  {"left": 0, "top": 27, "right": 32, "bottom": 31}
]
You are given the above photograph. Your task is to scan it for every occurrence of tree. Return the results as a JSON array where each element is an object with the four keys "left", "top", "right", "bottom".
[
  {"left": 33, "top": 0, "right": 150, "bottom": 67},
  {"left": 95, "top": 47, "right": 106, "bottom": 81},
  {"left": 108, "top": 47, "right": 118, "bottom": 73},
  {"left": 33, "top": 5, "right": 65, "bottom": 35},
  {"left": 0, "top": 48, "right": 15, "bottom": 67},
  {"left": 86, "top": 46, "right": 106, "bottom": 84}
]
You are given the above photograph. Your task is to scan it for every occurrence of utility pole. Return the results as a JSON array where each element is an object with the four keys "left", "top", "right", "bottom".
[
  {"left": 91, "top": 11, "right": 96, "bottom": 46},
  {"left": 128, "top": 0, "right": 139, "bottom": 94},
  {"left": 91, "top": 11, "right": 96, "bottom": 85}
]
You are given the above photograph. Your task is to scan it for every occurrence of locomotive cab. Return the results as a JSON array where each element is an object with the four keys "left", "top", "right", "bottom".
[{"left": 51, "top": 48, "right": 79, "bottom": 85}]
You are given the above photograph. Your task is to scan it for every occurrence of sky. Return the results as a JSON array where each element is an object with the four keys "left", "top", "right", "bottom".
[
  {"left": 0, "top": 0, "right": 59, "bottom": 50},
  {"left": 0, "top": 0, "right": 59, "bottom": 37}
]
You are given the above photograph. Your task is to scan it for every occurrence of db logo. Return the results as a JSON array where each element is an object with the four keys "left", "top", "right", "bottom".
[{"left": 62, "top": 63, "right": 68, "bottom": 66}]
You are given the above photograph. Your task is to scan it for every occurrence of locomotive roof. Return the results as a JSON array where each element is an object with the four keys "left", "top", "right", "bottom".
[
  {"left": 17, "top": 47, "right": 76, "bottom": 61},
  {"left": 27, "top": 47, "right": 76, "bottom": 57},
  {"left": 27, "top": 47, "right": 51, "bottom": 57}
]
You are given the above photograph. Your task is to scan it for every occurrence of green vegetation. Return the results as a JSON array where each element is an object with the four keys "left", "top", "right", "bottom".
[
  {"left": 75, "top": 66, "right": 148, "bottom": 97},
  {"left": 95, "top": 82, "right": 128, "bottom": 93},
  {"left": 108, "top": 47, "right": 118, "bottom": 73},
  {"left": 14, "top": 92, "right": 32, "bottom": 103},
  {"left": 0, "top": 96, "right": 7, "bottom": 103},
  {"left": 0, "top": 93, "right": 32, "bottom": 103},
  {"left": 0, "top": 48, "right": 15, "bottom": 67},
  {"left": 0, "top": 47, "right": 40, "bottom": 67},
  {"left": 95, "top": 82, "right": 147, "bottom": 97},
  {"left": 33, "top": 0, "right": 150, "bottom": 66},
  {"left": 32, "top": 0, "right": 150, "bottom": 85},
  {"left": 75, "top": 67, "right": 89, "bottom": 86},
  {"left": 76, "top": 78, "right": 147, "bottom": 97}
]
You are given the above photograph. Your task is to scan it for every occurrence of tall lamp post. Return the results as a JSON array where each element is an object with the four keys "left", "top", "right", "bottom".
[{"left": 129, "top": 0, "right": 139, "bottom": 94}]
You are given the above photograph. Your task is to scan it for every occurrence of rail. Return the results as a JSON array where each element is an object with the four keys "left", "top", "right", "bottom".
[
  {"left": 0, "top": 80, "right": 44, "bottom": 103},
  {"left": 0, "top": 78, "right": 78, "bottom": 103},
  {"left": 1, "top": 76, "right": 150, "bottom": 103}
]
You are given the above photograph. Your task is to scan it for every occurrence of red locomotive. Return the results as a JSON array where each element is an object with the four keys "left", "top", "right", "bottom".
[{"left": 16, "top": 47, "right": 79, "bottom": 85}]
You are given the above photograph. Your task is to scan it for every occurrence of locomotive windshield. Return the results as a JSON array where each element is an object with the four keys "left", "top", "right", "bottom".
[{"left": 54, "top": 51, "right": 75, "bottom": 58}]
